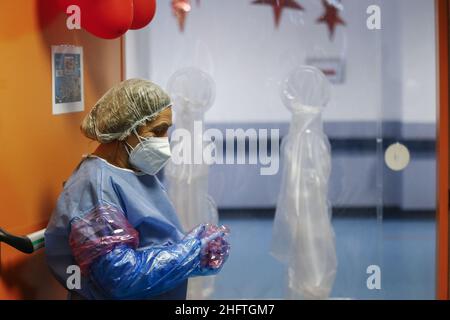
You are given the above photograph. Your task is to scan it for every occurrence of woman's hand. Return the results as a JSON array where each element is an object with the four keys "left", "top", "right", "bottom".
[
  {"left": 185, "top": 223, "right": 231, "bottom": 276},
  {"left": 200, "top": 230, "right": 225, "bottom": 248}
]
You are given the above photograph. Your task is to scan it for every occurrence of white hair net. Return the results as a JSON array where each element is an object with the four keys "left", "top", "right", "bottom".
[{"left": 81, "top": 79, "right": 171, "bottom": 143}]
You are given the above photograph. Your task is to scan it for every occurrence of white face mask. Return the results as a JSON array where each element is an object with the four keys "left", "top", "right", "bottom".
[{"left": 126, "top": 131, "right": 172, "bottom": 175}]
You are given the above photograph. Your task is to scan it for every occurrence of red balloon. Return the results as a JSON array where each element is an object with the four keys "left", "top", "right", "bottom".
[
  {"left": 82, "top": 0, "right": 134, "bottom": 39},
  {"left": 57, "top": 0, "right": 134, "bottom": 39},
  {"left": 56, "top": 0, "right": 70, "bottom": 11},
  {"left": 130, "top": 0, "right": 157, "bottom": 30}
]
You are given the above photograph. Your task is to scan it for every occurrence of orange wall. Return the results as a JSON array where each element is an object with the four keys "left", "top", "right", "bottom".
[
  {"left": 0, "top": 0, "right": 123, "bottom": 299},
  {"left": 436, "top": 0, "right": 450, "bottom": 300}
]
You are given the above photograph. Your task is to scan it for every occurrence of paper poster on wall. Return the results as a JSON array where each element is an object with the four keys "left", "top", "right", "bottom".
[{"left": 51, "top": 45, "right": 84, "bottom": 115}]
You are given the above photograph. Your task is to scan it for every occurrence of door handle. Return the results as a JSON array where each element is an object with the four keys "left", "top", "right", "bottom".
[{"left": 0, "top": 228, "right": 45, "bottom": 254}]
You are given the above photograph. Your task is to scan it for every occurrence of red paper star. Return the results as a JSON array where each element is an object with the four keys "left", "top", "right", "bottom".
[
  {"left": 172, "top": 0, "right": 192, "bottom": 32},
  {"left": 252, "top": 0, "right": 304, "bottom": 28},
  {"left": 317, "top": 0, "right": 346, "bottom": 40}
]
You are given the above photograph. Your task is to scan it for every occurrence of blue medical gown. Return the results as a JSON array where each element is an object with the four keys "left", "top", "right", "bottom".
[{"left": 45, "top": 156, "right": 194, "bottom": 299}]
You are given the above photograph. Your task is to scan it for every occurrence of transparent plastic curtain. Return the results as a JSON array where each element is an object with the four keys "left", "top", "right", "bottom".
[
  {"left": 271, "top": 66, "right": 337, "bottom": 299},
  {"left": 165, "top": 67, "right": 219, "bottom": 299},
  {"left": 123, "top": 0, "right": 403, "bottom": 299}
]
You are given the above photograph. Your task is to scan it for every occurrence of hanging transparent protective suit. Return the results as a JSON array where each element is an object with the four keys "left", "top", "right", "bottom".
[
  {"left": 271, "top": 66, "right": 337, "bottom": 299},
  {"left": 165, "top": 67, "right": 219, "bottom": 299}
]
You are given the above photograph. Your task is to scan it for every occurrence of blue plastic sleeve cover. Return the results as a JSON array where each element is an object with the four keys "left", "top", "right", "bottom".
[
  {"left": 90, "top": 239, "right": 202, "bottom": 299},
  {"left": 69, "top": 204, "right": 225, "bottom": 299}
]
